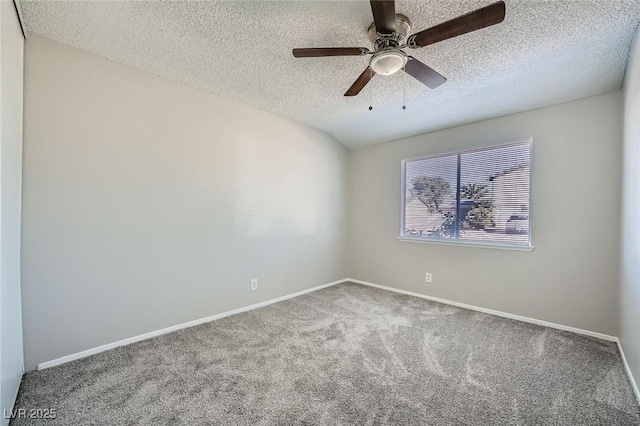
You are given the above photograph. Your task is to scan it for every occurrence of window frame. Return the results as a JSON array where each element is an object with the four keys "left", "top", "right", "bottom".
[{"left": 399, "top": 138, "right": 534, "bottom": 251}]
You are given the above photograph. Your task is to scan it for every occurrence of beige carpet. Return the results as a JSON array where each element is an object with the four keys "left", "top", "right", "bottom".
[{"left": 11, "top": 283, "right": 640, "bottom": 425}]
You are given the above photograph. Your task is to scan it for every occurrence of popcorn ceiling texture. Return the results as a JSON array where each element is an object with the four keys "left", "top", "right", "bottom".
[{"left": 20, "top": 0, "right": 640, "bottom": 149}]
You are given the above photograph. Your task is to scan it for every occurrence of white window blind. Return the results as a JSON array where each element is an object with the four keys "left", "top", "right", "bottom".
[{"left": 401, "top": 139, "right": 532, "bottom": 249}]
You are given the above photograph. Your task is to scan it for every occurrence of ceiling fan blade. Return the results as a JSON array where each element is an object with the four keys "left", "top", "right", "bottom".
[
  {"left": 408, "top": 1, "right": 505, "bottom": 48},
  {"left": 292, "top": 47, "right": 369, "bottom": 58},
  {"left": 370, "top": 0, "right": 396, "bottom": 35},
  {"left": 404, "top": 57, "right": 447, "bottom": 89},
  {"left": 344, "top": 67, "right": 375, "bottom": 97}
]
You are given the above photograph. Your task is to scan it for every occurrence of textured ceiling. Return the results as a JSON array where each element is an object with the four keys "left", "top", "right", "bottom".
[{"left": 20, "top": 0, "right": 640, "bottom": 149}]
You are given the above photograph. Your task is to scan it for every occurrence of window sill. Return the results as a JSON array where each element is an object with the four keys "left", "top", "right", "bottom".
[{"left": 398, "top": 236, "right": 534, "bottom": 252}]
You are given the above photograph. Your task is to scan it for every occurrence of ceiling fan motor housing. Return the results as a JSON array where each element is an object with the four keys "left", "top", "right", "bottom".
[{"left": 367, "top": 13, "right": 411, "bottom": 49}]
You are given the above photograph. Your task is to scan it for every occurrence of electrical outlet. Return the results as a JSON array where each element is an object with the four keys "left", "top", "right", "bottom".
[
  {"left": 425, "top": 272, "right": 432, "bottom": 283},
  {"left": 250, "top": 278, "right": 258, "bottom": 291}
]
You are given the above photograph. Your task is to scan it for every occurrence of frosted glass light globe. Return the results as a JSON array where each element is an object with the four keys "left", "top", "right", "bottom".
[{"left": 370, "top": 50, "right": 407, "bottom": 75}]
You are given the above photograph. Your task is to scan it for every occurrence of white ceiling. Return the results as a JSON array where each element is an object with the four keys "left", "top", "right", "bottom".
[{"left": 20, "top": 0, "right": 640, "bottom": 149}]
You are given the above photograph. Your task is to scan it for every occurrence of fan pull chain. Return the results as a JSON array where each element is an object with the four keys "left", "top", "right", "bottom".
[
  {"left": 402, "top": 64, "right": 406, "bottom": 110},
  {"left": 369, "top": 67, "right": 373, "bottom": 111}
]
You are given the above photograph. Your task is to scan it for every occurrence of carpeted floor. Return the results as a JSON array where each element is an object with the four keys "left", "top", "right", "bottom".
[{"left": 11, "top": 283, "right": 640, "bottom": 425}]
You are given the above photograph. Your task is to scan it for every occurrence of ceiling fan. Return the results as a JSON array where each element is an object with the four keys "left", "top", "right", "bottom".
[{"left": 292, "top": 0, "right": 506, "bottom": 96}]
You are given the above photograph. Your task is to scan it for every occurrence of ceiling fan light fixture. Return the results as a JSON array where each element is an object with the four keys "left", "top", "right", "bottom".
[
  {"left": 292, "top": 1, "right": 507, "bottom": 96},
  {"left": 370, "top": 50, "right": 407, "bottom": 76}
]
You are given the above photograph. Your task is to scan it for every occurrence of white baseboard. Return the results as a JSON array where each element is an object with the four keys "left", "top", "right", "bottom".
[
  {"left": 37, "top": 279, "right": 349, "bottom": 370},
  {"left": 617, "top": 340, "right": 640, "bottom": 405},
  {"left": 346, "top": 278, "right": 618, "bottom": 342}
]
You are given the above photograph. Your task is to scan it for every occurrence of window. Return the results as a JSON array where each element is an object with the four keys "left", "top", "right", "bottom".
[{"left": 400, "top": 139, "right": 532, "bottom": 249}]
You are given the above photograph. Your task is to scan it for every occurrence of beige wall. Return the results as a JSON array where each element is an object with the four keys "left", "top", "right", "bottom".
[
  {"left": 348, "top": 91, "right": 622, "bottom": 335},
  {"left": 21, "top": 36, "right": 348, "bottom": 371},
  {"left": 620, "top": 25, "right": 640, "bottom": 395},
  {"left": 0, "top": 1, "right": 25, "bottom": 422}
]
